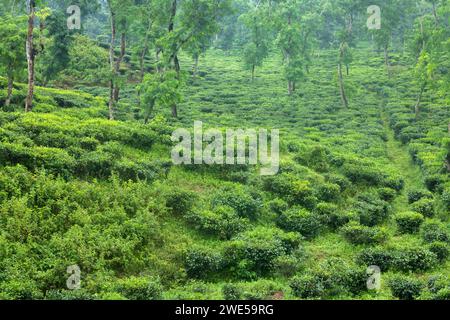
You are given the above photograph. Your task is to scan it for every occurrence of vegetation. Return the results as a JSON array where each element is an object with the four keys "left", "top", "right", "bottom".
[{"left": 0, "top": 0, "right": 449, "bottom": 300}]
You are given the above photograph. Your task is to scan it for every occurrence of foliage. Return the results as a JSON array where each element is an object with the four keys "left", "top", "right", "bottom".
[{"left": 395, "top": 212, "right": 425, "bottom": 234}]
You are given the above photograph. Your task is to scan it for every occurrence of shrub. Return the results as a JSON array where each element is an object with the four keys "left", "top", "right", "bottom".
[
  {"left": 0, "top": 143, "right": 76, "bottom": 178},
  {"left": 223, "top": 228, "right": 292, "bottom": 277},
  {"left": 424, "top": 275, "right": 450, "bottom": 300},
  {"left": 341, "top": 222, "right": 388, "bottom": 245},
  {"left": 377, "top": 187, "right": 397, "bottom": 202},
  {"left": 290, "top": 259, "right": 367, "bottom": 298},
  {"left": 407, "top": 189, "right": 432, "bottom": 204},
  {"left": 428, "top": 242, "right": 449, "bottom": 263},
  {"left": 315, "top": 203, "right": 355, "bottom": 230},
  {"left": 356, "top": 248, "right": 393, "bottom": 271},
  {"left": 383, "top": 175, "right": 405, "bottom": 192},
  {"left": 184, "top": 247, "right": 223, "bottom": 279},
  {"left": 441, "top": 187, "right": 450, "bottom": 211},
  {"left": 273, "top": 255, "right": 299, "bottom": 278},
  {"left": 211, "top": 185, "right": 261, "bottom": 219},
  {"left": 392, "top": 247, "right": 438, "bottom": 272},
  {"left": 354, "top": 193, "right": 390, "bottom": 226},
  {"left": 263, "top": 175, "right": 316, "bottom": 208},
  {"left": 290, "top": 274, "right": 324, "bottom": 299},
  {"left": 76, "top": 150, "right": 114, "bottom": 178},
  {"left": 165, "top": 189, "right": 197, "bottom": 215},
  {"left": 421, "top": 221, "right": 449, "bottom": 243},
  {"left": 325, "top": 173, "right": 351, "bottom": 191},
  {"left": 424, "top": 174, "right": 444, "bottom": 192},
  {"left": 190, "top": 206, "right": 249, "bottom": 240},
  {"left": 395, "top": 212, "right": 424, "bottom": 234},
  {"left": 276, "top": 207, "right": 322, "bottom": 240},
  {"left": 411, "top": 198, "right": 435, "bottom": 218},
  {"left": 389, "top": 276, "right": 422, "bottom": 300},
  {"left": 342, "top": 162, "right": 383, "bottom": 186},
  {"left": 268, "top": 198, "right": 288, "bottom": 215},
  {"left": 316, "top": 182, "right": 341, "bottom": 202},
  {"left": 115, "top": 276, "right": 162, "bottom": 300},
  {"left": 45, "top": 289, "right": 94, "bottom": 300},
  {"left": 222, "top": 283, "right": 242, "bottom": 300}
]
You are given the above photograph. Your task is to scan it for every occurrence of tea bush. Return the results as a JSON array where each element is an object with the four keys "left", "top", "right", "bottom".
[
  {"left": 276, "top": 207, "right": 322, "bottom": 240},
  {"left": 184, "top": 247, "right": 223, "bottom": 279},
  {"left": 389, "top": 276, "right": 422, "bottom": 300},
  {"left": 421, "top": 220, "right": 449, "bottom": 243},
  {"left": 395, "top": 212, "right": 424, "bottom": 234},
  {"left": 211, "top": 185, "right": 262, "bottom": 219},
  {"left": 410, "top": 198, "right": 435, "bottom": 218},
  {"left": 341, "top": 222, "right": 388, "bottom": 245},
  {"left": 354, "top": 193, "right": 390, "bottom": 227},
  {"left": 114, "top": 277, "right": 163, "bottom": 300}
]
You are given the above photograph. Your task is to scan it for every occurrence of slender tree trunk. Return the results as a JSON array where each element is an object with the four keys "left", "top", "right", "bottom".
[
  {"left": 171, "top": 105, "right": 178, "bottom": 118},
  {"left": 11, "top": 0, "right": 17, "bottom": 15},
  {"left": 346, "top": 64, "right": 349, "bottom": 76},
  {"left": 432, "top": 2, "right": 439, "bottom": 26},
  {"left": 384, "top": 44, "right": 390, "bottom": 68},
  {"left": 140, "top": 29, "right": 151, "bottom": 80},
  {"left": 251, "top": 64, "right": 255, "bottom": 82},
  {"left": 415, "top": 82, "right": 426, "bottom": 118},
  {"left": 338, "top": 62, "right": 348, "bottom": 108},
  {"left": 193, "top": 55, "right": 199, "bottom": 78},
  {"left": 288, "top": 81, "right": 293, "bottom": 95},
  {"left": 168, "top": 0, "right": 179, "bottom": 118},
  {"left": 25, "top": 0, "right": 36, "bottom": 112},
  {"left": 108, "top": 4, "right": 116, "bottom": 120},
  {"left": 113, "top": 32, "right": 126, "bottom": 102},
  {"left": 5, "top": 74, "right": 13, "bottom": 107}
]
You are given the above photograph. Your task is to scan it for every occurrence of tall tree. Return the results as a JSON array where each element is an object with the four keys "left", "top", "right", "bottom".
[
  {"left": 240, "top": 2, "right": 270, "bottom": 81},
  {"left": 275, "top": 0, "right": 319, "bottom": 95},
  {"left": 25, "top": 0, "right": 37, "bottom": 112},
  {"left": 158, "top": 0, "right": 232, "bottom": 117},
  {"left": 0, "top": 15, "right": 27, "bottom": 107}
]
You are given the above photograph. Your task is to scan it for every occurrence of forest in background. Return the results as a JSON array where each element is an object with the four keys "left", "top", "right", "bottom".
[{"left": 0, "top": 0, "right": 449, "bottom": 300}]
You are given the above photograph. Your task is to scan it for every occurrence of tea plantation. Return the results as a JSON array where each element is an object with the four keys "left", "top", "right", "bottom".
[
  {"left": 0, "top": 45, "right": 449, "bottom": 300},
  {"left": 0, "top": 0, "right": 449, "bottom": 301}
]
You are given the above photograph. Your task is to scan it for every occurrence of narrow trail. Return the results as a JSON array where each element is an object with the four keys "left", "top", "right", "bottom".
[{"left": 380, "top": 104, "right": 425, "bottom": 212}]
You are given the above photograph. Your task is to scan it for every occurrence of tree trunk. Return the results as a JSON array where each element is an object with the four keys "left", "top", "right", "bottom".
[
  {"left": 171, "top": 105, "right": 178, "bottom": 118},
  {"left": 25, "top": 0, "right": 36, "bottom": 112},
  {"left": 432, "top": 2, "right": 439, "bottom": 26},
  {"left": 108, "top": 2, "right": 116, "bottom": 120},
  {"left": 155, "top": 48, "right": 162, "bottom": 73},
  {"left": 415, "top": 82, "right": 426, "bottom": 118},
  {"left": 168, "top": 0, "right": 179, "bottom": 118},
  {"left": 338, "top": 62, "right": 348, "bottom": 108},
  {"left": 140, "top": 19, "right": 152, "bottom": 81},
  {"left": 346, "top": 64, "right": 349, "bottom": 76},
  {"left": 287, "top": 81, "right": 293, "bottom": 95},
  {"left": 113, "top": 32, "right": 126, "bottom": 102},
  {"left": 5, "top": 75, "right": 13, "bottom": 107},
  {"left": 251, "top": 64, "right": 255, "bottom": 82},
  {"left": 193, "top": 55, "right": 199, "bottom": 78}
]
